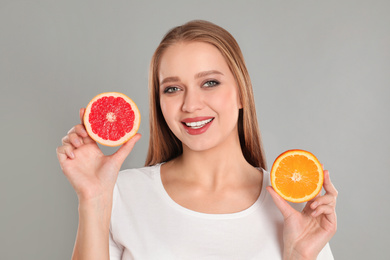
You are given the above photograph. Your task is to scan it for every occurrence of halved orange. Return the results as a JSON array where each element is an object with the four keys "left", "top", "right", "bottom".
[
  {"left": 83, "top": 92, "right": 141, "bottom": 147},
  {"left": 270, "top": 149, "right": 323, "bottom": 203}
]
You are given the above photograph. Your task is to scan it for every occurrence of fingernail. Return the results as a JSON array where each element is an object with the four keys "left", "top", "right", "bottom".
[
  {"left": 311, "top": 201, "right": 318, "bottom": 208},
  {"left": 69, "top": 151, "right": 75, "bottom": 159},
  {"left": 312, "top": 210, "right": 317, "bottom": 217}
]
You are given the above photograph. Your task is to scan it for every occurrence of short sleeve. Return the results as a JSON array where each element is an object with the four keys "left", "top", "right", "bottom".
[
  {"left": 317, "top": 243, "right": 334, "bottom": 260},
  {"left": 109, "top": 228, "right": 123, "bottom": 260}
]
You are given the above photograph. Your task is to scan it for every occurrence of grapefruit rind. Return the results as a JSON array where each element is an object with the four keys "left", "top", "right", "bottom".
[
  {"left": 270, "top": 149, "right": 324, "bottom": 203},
  {"left": 83, "top": 92, "right": 141, "bottom": 147}
]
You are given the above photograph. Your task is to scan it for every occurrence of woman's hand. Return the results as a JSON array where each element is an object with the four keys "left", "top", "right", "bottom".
[
  {"left": 267, "top": 170, "right": 338, "bottom": 260},
  {"left": 56, "top": 108, "right": 141, "bottom": 260},
  {"left": 56, "top": 108, "right": 141, "bottom": 202}
]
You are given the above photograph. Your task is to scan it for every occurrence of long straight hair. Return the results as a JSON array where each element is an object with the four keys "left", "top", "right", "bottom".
[{"left": 145, "top": 20, "right": 267, "bottom": 170}]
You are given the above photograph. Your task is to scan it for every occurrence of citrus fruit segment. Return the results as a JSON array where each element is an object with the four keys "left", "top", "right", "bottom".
[
  {"left": 83, "top": 92, "right": 141, "bottom": 147},
  {"left": 270, "top": 149, "right": 323, "bottom": 203}
]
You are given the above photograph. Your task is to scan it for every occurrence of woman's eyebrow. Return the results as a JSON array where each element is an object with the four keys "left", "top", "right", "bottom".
[
  {"left": 160, "top": 70, "right": 223, "bottom": 85},
  {"left": 195, "top": 70, "right": 224, "bottom": 79},
  {"left": 160, "top": 76, "right": 180, "bottom": 85}
]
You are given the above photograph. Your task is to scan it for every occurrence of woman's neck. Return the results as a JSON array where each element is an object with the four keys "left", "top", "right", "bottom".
[
  {"left": 160, "top": 132, "right": 263, "bottom": 214},
  {"left": 168, "top": 133, "right": 255, "bottom": 190}
]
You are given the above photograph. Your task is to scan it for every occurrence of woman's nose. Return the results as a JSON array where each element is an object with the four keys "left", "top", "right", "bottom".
[{"left": 181, "top": 89, "right": 204, "bottom": 113}]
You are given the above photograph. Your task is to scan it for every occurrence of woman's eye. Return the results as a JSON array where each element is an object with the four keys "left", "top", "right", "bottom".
[
  {"left": 163, "top": 86, "right": 180, "bottom": 94},
  {"left": 203, "top": 80, "right": 220, "bottom": 88}
]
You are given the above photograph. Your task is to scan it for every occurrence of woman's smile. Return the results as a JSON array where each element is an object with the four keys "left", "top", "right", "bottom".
[{"left": 181, "top": 117, "right": 214, "bottom": 134}]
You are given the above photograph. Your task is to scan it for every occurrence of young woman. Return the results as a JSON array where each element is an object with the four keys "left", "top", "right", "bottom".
[{"left": 57, "top": 20, "right": 337, "bottom": 260}]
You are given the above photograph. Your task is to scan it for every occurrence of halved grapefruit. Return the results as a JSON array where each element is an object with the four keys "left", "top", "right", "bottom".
[
  {"left": 270, "top": 149, "right": 324, "bottom": 203},
  {"left": 83, "top": 92, "right": 141, "bottom": 147}
]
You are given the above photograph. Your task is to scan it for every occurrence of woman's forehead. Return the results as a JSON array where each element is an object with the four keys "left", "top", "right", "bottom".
[{"left": 158, "top": 41, "right": 230, "bottom": 81}]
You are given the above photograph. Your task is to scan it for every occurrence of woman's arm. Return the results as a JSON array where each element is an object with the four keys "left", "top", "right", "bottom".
[
  {"left": 57, "top": 108, "right": 141, "bottom": 260},
  {"left": 72, "top": 196, "right": 113, "bottom": 260}
]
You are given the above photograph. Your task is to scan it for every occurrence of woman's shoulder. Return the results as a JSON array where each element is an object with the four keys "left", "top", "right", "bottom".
[
  {"left": 116, "top": 164, "right": 162, "bottom": 185},
  {"left": 258, "top": 167, "right": 270, "bottom": 185},
  {"left": 111, "top": 164, "right": 164, "bottom": 221}
]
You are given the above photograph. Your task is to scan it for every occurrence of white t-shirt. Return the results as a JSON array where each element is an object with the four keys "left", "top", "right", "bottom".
[{"left": 109, "top": 164, "right": 333, "bottom": 260}]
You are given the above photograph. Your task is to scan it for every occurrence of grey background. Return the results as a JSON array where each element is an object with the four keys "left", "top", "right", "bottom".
[{"left": 1, "top": 0, "right": 389, "bottom": 259}]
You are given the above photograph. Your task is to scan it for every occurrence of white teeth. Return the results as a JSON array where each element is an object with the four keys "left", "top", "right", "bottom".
[{"left": 185, "top": 118, "right": 213, "bottom": 129}]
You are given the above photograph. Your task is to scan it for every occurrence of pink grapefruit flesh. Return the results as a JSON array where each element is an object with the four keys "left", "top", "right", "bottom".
[{"left": 83, "top": 92, "right": 141, "bottom": 146}]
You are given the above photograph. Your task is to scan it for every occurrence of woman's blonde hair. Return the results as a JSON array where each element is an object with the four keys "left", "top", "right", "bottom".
[{"left": 145, "top": 20, "right": 267, "bottom": 170}]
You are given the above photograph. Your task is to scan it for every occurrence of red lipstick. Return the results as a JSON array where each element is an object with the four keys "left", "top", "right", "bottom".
[{"left": 181, "top": 117, "right": 214, "bottom": 135}]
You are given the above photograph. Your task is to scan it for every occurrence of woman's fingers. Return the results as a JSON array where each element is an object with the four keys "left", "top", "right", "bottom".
[
  {"left": 67, "top": 123, "right": 96, "bottom": 146},
  {"left": 311, "top": 204, "right": 335, "bottom": 218},
  {"left": 58, "top": 115, "right": 94, "bottom": 162},
  {"left": 310, "top": 194, "right": 336, "bottom": 210},
  {"left": 322, "top": 170, "right": 338, "bottom": 197},
  {"left": 67, "top": 124, "right": 88, "bottom": 138},
  {"left": 266, "top": 186, "right": 296, "bottom": 220},
  {"left": 310, "top": 171, "right": 337, "bottom": 206},
  {"left": 59, "top": 131, "right": 81, "bottom": 159},
  {"left": 79, "top": 107, "right": 85, "bottom": 123},
  {"left": 62, "top": 132, "right": 83, "bottom": 147},
  {"left": 111, "top": 133, "right": 142, "bottom": 165},
  {"left": 309, "top": 170, "right": 337, "bottom": 227},
  {"left": 56, "top": 144, "right": 75, "bottom": 162}
]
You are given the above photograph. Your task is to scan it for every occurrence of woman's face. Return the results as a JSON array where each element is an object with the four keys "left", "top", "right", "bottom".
[{"left": 158, "top": 41, "right": 242, "bottom": 152}]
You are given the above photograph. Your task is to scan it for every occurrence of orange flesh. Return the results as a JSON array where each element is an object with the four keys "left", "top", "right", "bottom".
[
  {"left": 275, "top": 155, "right": 319, "bottom": 197},
  {"left": 271, "top": 150, "right": 323, "bottom": 203}
]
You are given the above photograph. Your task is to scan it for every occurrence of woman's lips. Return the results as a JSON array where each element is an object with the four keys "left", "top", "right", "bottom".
[{"left": 181, "top": 117, "right": 214, "bottom": 135}]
